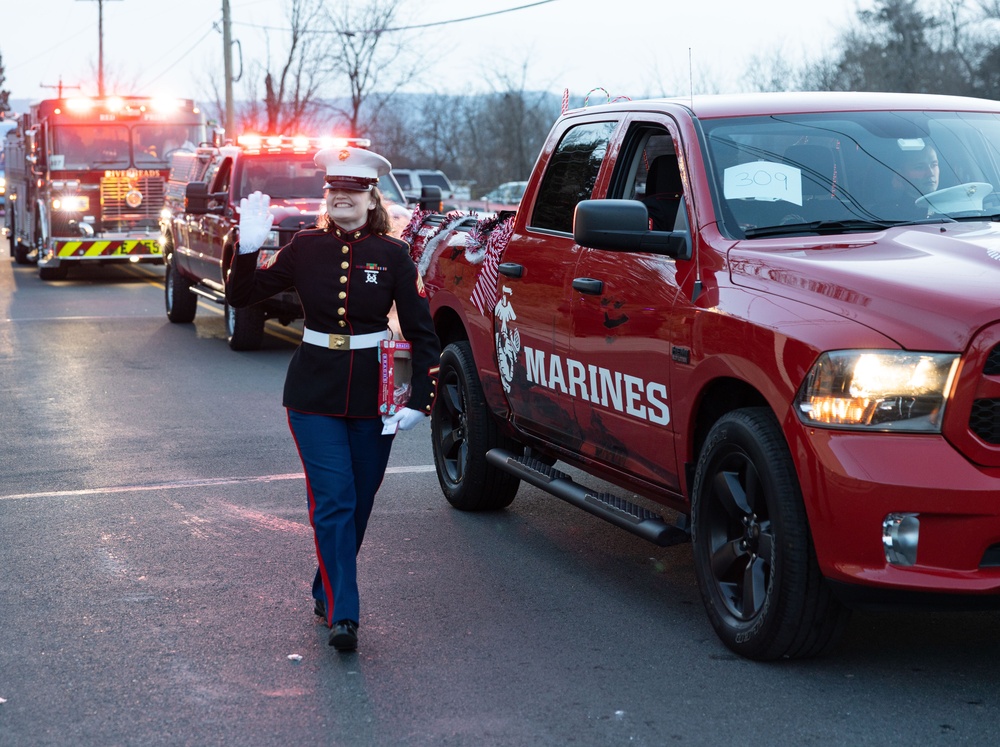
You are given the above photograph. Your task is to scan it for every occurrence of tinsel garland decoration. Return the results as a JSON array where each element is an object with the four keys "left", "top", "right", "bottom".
[
  {"left": 400, "top": 207, "right": 516, "bottom": 315},
  {"left": 416, "top": 211, "right": 472, "bottom": 279},
  {"left": 469, "top": 214, "right": 516, "bottom": 316},
  {"left": 400, "top": 208, "right": 433, "bottom": 264}
]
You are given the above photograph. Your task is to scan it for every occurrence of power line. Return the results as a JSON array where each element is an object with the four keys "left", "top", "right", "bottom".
[{"left": 232, "top": 0, "right": 559, "bottom": 35}]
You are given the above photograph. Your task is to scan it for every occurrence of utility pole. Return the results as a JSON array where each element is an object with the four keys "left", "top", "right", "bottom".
[
  {"left": 223, "top": 0, "right": 234, "bottom": 135},
  {"left": 40, "top": 78, "right": 82, "bottom": 99},
  {"left": 78, "top": 0, "right": 123, "bottom": 97}
]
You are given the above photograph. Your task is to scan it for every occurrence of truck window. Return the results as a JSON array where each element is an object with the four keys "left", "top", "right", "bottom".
[
  {"left": 53, "top": 125, "right": 129, "bottom": 168},
  {"left": 612, "top": 128, "right": 685, "bottom": 232},
  {"left": 134, "top": 124, "right": 199, "bottom": 165},
  {"left": 530, "top": 121, "right": 615, "bottom": 234}
]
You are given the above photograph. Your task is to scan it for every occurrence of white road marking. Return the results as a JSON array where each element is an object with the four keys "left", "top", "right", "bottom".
[{"left": 0, "top": 465, "right": 436, "bottom": 501}]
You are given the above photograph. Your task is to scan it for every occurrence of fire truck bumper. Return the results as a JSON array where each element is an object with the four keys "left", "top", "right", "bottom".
[{"left": 41, "top": 239, "right": 164, "bottom": 266}]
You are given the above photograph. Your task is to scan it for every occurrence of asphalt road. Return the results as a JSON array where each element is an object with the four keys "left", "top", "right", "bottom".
[{"left": 1, "top": 249, "right": 999, "bottom": 746}]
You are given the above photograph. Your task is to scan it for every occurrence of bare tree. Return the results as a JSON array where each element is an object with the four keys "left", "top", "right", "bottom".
[
  {"left": 805, "top": 0, "right": 974, "bottom": 94},
  {"left": 204, "top": 0, "right": 327, "bottom": 135},
  {"left": 741, "top": 48, "right": 801, "bottom": 93},
  {"left": 0, "top": 53, "right": 10, "bottom": 114},
  {"left": 319, "top": 0, "right": 420, "bottom": 138},
  {"left": 259, "top": 0, "right": 326, "bottom": 133}
]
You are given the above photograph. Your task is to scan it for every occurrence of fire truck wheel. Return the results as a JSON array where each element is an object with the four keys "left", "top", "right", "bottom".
[
  {"left": 225, "top": 301, "right": 265, "bottom": 351},
  {"left": 13, "top": 241, "right": 33, "bottom": 265},
  {"left": 431, "top": 340, "right": 521, "bottom": 511},
  {"left": 165, "top": 257, "right": 198, "bottom": 323},
  {"left": 690, "top": 407, "right": 850, "bottom": 660}
]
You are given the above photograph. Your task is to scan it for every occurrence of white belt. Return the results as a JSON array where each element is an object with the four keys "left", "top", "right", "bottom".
[{"left": 302, "top": 327, "right": 390, "bottom": 350}]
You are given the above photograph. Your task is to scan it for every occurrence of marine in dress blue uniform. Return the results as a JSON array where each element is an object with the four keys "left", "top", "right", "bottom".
[{"left": 226, "top": 147, "right": 440, "bottom": 651}]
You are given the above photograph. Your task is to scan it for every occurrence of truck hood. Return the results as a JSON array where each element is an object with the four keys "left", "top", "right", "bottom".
[
  {"left": 267, "top": 198, "right": 322, "bottom": 224},
  {"left": 728, "top": 222, "right": 1000, "bottom": 351}
]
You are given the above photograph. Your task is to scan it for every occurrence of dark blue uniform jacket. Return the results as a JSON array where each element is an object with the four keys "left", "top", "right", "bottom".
[{"left": 227, "top": 223, "right": 441, "bottom": 418}]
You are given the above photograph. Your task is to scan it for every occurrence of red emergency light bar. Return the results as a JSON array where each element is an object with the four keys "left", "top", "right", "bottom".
[
  {"left": 236, "top": 134, "right": 372, "bottom": 154},
  {"left": 45, "top": 97, "right": 199, "bottom": 117}
]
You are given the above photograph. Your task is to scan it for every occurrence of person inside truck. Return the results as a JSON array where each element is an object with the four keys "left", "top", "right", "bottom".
[
  {"left": 885, "top": 142, "right": 941, "bottom": 218},
  {"left": 226, "top": 146, "right": 441, "bottom": 654}
]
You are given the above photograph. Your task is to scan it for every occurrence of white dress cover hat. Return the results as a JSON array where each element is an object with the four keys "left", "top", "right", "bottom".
[{"left": 315, "top": 146, "right": 392, "bottom": 191}]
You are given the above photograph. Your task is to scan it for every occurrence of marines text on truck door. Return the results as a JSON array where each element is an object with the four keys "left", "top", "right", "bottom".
[
  {"left": 409, "top": 91, "right": 1000, "bottom": 660},
  {"left": 3, "top": 96, "right": 206, "bottom": 279}
]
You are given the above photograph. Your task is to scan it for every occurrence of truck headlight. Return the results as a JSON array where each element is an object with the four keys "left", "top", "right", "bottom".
[
  {"left": 795, "top": 350, "right": 959, "bottom": 432},
  {"left": 263, "top": 229, "right": 280, "bottom": 247},
  {"left": 52, "top": 195, "right": 90, "bottom": 212}
]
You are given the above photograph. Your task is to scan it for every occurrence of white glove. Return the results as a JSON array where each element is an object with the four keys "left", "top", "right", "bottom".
[
  {"left": 381, "top": 407, "right": 426, "bottom": 434},
  {"left": 237, "top": 191, "right": 274, "bottom": 254}
]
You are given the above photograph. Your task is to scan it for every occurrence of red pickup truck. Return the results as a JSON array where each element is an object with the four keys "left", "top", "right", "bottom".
[{"left": 413, "top": 92, "right": 1000, "bottom": 660}]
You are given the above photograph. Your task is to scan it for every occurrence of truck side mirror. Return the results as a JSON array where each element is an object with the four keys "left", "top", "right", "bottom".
[
  {"left": 419, "top": 185, "right": 443, "bottom": 212},
  {"left": 573, "top": 199, "right": 692, "bottom": 260},
  {"left": 184, "top": 182, "right": 210, "bottom": 214},
  {"left": 184, "top": 181, "right": 227, "bottom": 215}
]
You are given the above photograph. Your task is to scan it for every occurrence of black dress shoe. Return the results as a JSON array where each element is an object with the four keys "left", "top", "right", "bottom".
[
  {"left": 313, "top": 598, "right": 325, "bottom": 618},
  {"left": 329, "top": 619, "right": 358, "bottom": 651}
]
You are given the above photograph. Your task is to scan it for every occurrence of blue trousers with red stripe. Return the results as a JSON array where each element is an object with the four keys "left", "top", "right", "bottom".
[{"left": 287, "top": 410, "right": 394, "bottom": 627}]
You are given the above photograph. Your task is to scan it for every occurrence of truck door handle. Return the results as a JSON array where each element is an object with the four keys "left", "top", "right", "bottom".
[
  {"left": 572, "top": 277, "right": 603, "bottom": 295},
  {"left": 498, "top": 262, "right": 524, "bottom": 278}
]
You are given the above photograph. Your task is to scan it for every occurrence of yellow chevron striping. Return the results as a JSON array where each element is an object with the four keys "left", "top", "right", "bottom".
[
  {"left": 84, "top": 241, "right": 113, "bottom": 257},
  {"left": 57, "top": 242, "right": 82, "bottom": 257}
]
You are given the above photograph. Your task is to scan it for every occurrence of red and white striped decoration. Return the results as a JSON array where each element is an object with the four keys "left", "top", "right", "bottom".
[{"left": 469, "top": 216, "right": 515, "bottom": 316}]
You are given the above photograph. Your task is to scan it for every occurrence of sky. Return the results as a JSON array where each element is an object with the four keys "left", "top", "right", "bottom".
[{"left": 1, "top": 0, "right": 870, "bottom": 111}]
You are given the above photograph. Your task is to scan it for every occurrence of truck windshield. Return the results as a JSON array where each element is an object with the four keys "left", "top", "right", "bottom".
[
  {"left": 237, "top": 155, "right": 325, "bottom": 199},
  {"left": 53, "top": 125, "right": 130, "bottom": 168},
  {"left": 702, "top": 110, "right": 1000, "bottom": 238},
  {"left": 52, "top": 123, "right": 203, "bottom": 169},
  {"left": 133, "top": 124, "right": 201, "bottom": 165}
]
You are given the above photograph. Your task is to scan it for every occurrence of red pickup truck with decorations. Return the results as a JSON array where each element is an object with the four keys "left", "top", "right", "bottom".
[{"left": 408, "top": 91, "right": 1000, "bottom": 660}]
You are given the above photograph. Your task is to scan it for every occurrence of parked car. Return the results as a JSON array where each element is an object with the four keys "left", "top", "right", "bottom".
[
  {"left": 468, "top": 180, "right": 528, "bottom": 215},
  {"left": 393, "top": 168, "right": 460, "bottom": 204}
]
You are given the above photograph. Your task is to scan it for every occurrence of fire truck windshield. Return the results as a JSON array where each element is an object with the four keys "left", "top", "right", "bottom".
[{"left": 52, "top": 123, "right": 201, "bottom": 170}]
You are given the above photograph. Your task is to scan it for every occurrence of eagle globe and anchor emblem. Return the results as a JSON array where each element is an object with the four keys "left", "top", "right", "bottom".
[{"left": 494, "top": 286, "right": 520, "bottom": 393}]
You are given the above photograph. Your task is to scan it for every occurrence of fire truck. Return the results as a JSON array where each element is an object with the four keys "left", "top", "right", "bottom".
[{"left": 4, "top": 96, "right": 206, "bottom": 279}]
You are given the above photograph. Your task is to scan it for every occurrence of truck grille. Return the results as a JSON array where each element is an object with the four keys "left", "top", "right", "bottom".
[
  {"left": 948, "top": 330, "right": 1000, "bottom": 466},
  {"left": 970, "top": 397, "right": 1000, "bottom": 443},
  {"left": 101, "top": 175, "right": 165, "bottom": 227}
]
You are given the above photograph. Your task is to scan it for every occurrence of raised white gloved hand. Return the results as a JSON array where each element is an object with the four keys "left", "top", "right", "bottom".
[
  {"left": 237, "top": 191, "right": 274, "bottom": 254},
  {"left": 381, "top": 407, "right": 426, "bottom": 434}
]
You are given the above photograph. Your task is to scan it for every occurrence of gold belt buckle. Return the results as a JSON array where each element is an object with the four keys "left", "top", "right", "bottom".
[{"left": 328, "top": 333, "right": 349, "bottom": 350}]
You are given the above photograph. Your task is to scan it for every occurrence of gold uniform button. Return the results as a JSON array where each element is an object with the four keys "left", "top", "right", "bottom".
[
  {"left": 339, "top": 275, "right": 347, "bottom": 284},
  {"left": 342, "top": 246, "right": 349, "bottom": 253},
  {"left": 337, "top": 307, "right": 346, "bottom": 316},
  {"left": 338, "top": 321, "right": 346, "bottom": 328},
  {"left": 338, "top": 291, "right": 346, "bottom": 299},
  {"left": 341, "top": 261, "right": 349, "bottom": 270}
]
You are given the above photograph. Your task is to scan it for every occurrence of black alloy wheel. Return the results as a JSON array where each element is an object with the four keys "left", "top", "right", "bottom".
[
  {"left": 691, "top": 407, "right": 850, "bottom": 660},
  {"left": 431, "top": 340, "right": 520, "bottom": 510}
]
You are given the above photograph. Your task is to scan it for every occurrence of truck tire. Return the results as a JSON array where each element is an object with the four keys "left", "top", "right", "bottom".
[
  {"left": 13, "top": 241, "right": 32, "bottom": 265},
  {"left": 431, "top": 340, "right": 521, "bottom": 511},
  {"left": 164, "top": 253, "right": 198, "bottom": 323},
  {"left": 225, "top": 301, "right": 265, "bottom": 351},
  {"left": 690, "top": 407, "right": 850, "bottom": 660}
]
